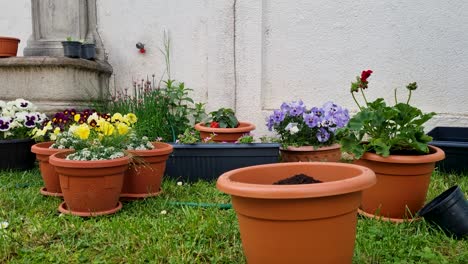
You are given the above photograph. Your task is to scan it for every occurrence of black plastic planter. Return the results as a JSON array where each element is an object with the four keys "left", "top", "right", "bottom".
[
  {"left": 418, "top": 185, "right": 468, "bottom": 239},
  {"left": 428, "top": 127, "right": 468, "bottom": 173},
  {"left": 81, "top": 43, "right": 96, "bottom": 60},
  {"left": 0, "top": 138, "right": 36, "bottom": 170},
  {"left": 61, "top": 41, "right": 81, "bottom": 58},
  {"left": 165, "top": 143, "right": 280, "bottom": 182}
]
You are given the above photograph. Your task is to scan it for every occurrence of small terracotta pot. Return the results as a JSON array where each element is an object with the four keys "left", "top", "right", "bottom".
[
  {"left": 194, "top": 121, "right": 255, "bottom": 142},
  {"left": 31, "top": 142, "right": 69, "bottom": 197},
  {"left": 355, "top": 145, "right": 445, "bottom": 221},
  {"left": 49, "top": 151, "right": 130, "bottom": 217},
  {"left": 217, "top": 162, "right": 376, "bottom": 263},
  {"left": 0, "top": 37, "right": 20, "bottom": 57},
  {"left": 280, "top": 144, "right": 341, "bottom": 162},
  {"left": 121, "top": 142, "right": 173, "bottom": 199}
]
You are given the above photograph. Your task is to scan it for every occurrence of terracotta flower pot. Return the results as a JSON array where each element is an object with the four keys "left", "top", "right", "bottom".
[
  {"left": 49, "top": 151, "right": 130, "bottom": 217},
  {"left": 280, "top": 144, "right": 341, "bottom": 162},
  {"left": 355, "top": 145, "right": 445, "bottom": 221},
  {"left": 217, "top": 162, "right": 376, "bottom": 264},
  {"left": 0, "top": 36, "right": 20, "bottom": 57},
  {"left": 121, "top": 142, "right": 173, "bottom": 199},
  {"left": 31, "top": 141, "right": 68, "bottom": 197},
  {"left": 194, "top": 121, "right": 255, "bottom": 142}
]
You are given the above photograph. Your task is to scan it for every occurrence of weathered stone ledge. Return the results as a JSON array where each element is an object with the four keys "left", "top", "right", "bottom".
[{"left": 0, "top": 56, "right": 112, "bottom": 74}]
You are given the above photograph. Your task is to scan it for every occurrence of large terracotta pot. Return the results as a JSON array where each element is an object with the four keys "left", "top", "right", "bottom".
[
  {"left": 31, "top": 141, "right": 68, "bottom": 197},
  {"left": 121, "top": 142, "right": 173, "bottom": 199},
  {"left": 217, "top": 162, "right": 376, "bottom": 264},
  {"left": 280, "top": 144, "right": 341, "bottom": 162},
  {"left": 355, "top": 145, "right": 445, "bottom": 221},
  {"left": 49, "top": 151, "right": 130, "bottom": 217},
  {"left": 194, "top": 121, "right": 255, "bottom": 142},
  {"left": 0, "top": 37, "right": 20, "bottom": 57}
]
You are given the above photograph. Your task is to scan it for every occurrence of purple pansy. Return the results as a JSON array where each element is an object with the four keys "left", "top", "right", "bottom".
[
  {"left": 303, "top": 113, "right": 319, "bottom": 128},
  {"left": 24, "top": 114, "right": 37, "bottom": 128},
  {"left": 0, "top": 117, "right": 11, "bottom": 131},
  {"left": 311, "top": 107, "right": 324, "bottom": 118},
  {"left": 316, "top": 128, "right": 330, "bottom": 143},
  {"left": 287, "top": 100, "right": 306, "bottom": 116}
]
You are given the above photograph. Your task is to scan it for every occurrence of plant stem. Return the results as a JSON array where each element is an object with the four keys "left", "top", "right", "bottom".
[
  {"left": 351, "top": 92, "right": 362, "bottom": 110},
  {"left": 359, "top": 88, "right": 369, "bottom": 105},
  {"left": 394, "top": 88, "right": 398, "bottom": 104},
  {"left": 406, "top": 90, "right": 412, "bottom": 104}
]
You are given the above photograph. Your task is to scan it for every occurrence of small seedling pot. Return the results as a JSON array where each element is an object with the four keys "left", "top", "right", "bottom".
[
  {"left": 81, "top": 43, "right": 96, "bottom": 60},
  {"left": 418, "top": 185, "right": 468, "bottom": 239},
  {"left": 61, "top": 41, "right": 81, "bottom": 58}
]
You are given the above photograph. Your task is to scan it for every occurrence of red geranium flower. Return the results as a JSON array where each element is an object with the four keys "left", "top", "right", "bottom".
[
  {"left": 360, "top": 70, "right": 373, "bottom": 83},
  {"left": 210, "top": 121, "right": 219, "bottom": 128}
]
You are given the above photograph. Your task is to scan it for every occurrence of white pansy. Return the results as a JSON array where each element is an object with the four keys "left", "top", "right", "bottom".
[{"left": 285, "top": 122, "right": 299, "bottom": 135}]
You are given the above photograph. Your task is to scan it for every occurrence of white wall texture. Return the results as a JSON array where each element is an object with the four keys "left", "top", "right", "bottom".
[{"left": 1, "top": 0, "right": 468, "bottom": 137}]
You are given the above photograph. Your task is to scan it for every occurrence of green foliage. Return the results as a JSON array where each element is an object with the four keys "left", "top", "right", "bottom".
[
  {"left": 236, "top": 134, "right": 254, "bottom": 144},
  {"left": 99, "top": 78, "right": 206, "bottom": 142},
  {"left": 207, "top": 108, "right": 239, "bottom": 128},
  {"left": 339, "top": 72, "right": 435, "bottom": 158}
]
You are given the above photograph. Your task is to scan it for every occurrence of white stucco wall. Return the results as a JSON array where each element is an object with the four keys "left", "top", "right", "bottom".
[{"left": 1, "top": 0, "right": 468, "bottom": 138}]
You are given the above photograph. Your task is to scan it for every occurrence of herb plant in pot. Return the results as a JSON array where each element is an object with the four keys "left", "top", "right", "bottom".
[
  {"left": 266, "top": 100, "right": 350, "bottom": 162},
  {"left": 0, "top": 99, "right": 47, "bottom": 170},
  {"left": 194, "top": 108, "right": 255, "bottom": 142},
  {"left": 338, "top": 70, "right": 445, "bottom": 222},
  {"left": 217, "top": 162, "right": 376, "bottom": 263},
  {"left": 49, "top": 113, "right": 136, "bottom": 216}
]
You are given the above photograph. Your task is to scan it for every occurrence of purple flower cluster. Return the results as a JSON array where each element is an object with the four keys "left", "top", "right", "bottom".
[{"left": 267, "top": 100, "right": 350, "bottom": 144}]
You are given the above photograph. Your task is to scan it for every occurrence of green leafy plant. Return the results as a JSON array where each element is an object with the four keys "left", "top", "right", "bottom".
[
  {"left": 338, "top": 70, "right": 435, "bottom": 159},
  {"left": 236, "top": 134, "right": 254, "bottom": 144},
  {"left": 205, "top": 108, "right": 239, "bottom": 128}
]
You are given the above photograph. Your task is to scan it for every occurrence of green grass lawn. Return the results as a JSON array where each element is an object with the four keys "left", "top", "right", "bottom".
[{"left": 0, "top": 168, "right": 467, "bottom": 263}]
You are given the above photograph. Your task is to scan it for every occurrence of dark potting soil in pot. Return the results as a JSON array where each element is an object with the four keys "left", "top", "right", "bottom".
[{"left": 273, "top": 173, "right": 322, "bottom": 185}]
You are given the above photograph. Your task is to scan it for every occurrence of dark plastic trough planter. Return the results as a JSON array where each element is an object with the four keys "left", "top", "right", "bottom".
[
  {"left": 428, "top": 127, "right": 468, "bottom": 173},
  {"left": 81, "top": 43, "right": 96, "bottom": 60},
  {"left": 165, "top": 143, "right": 280, "bottom": 182},
  {"left": 0, "top": 138, "right": 35, "bottom": 170},
  {"left": 61, "top": 41, "right": 81, "bottom": 58},
  {"left": 418, "top": 185, "right": 468, "bottom": 239}
]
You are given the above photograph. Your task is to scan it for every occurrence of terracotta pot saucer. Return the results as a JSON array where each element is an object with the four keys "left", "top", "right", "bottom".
[
  {"left": 358, "top": 209, "right": 421, "bottom": 223},
  {"left": 40, "top": 187, "right": 63, "bottom": 198},
  {"left": 58, "top": 202, "right": 123, "bottom": 217},
  {"left": 120, "top": 188, "right": 163, "bottom": 200}
]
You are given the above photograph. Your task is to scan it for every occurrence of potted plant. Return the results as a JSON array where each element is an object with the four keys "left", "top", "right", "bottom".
[
  {"left": 49, "top": 112, "right": 137, "bottom": 216},
  {"left": 166, "top": 130, "right": 280, "bottom": 182},
  {"left": 0, "top": 99, "right": 47, "bottom": 170},
  {"left": 338, "top": 70, "right": 445, "bottom": 221},
  {"left": 0, "top": 36, "right": 20, "bottom": 57},
  {"left": 31, "top": 108, "right": 90, "bottom": 197},
  {"left": 194, "top": 107, "right": 255, "bottom": 142},
  {"left": 216, "top": 162, "right": 376, "bottom": 263},
  {"left": 81, "top": 41, "right": 96, "bottom": 60},
  {"left": 61, "top": 37, "right": 81, "bottom": 58},
  {"left": 266, "top": 100, "right": 350, "bottom": 162}
]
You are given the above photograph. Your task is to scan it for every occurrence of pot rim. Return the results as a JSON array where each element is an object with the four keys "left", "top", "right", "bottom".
[
  {"left": 49, "top": 150, "right": 130, "bottom": 168},
  {"left": 194, "top": 121, "right": 256, "bottom": 134},
  {"left": 126, "top": 142, "right": 174, "bottom": 156},
  {"left": 0, "top": 36, "right": 20, "bottom": 42},
  {"left": 31, "top": 141, "right": 69, "bottom": 155},
  {"left": 216, "top": 162, "right": 376, "bottom": 199},
  {"left": 280, "top": 143, "right": 341, "bottom": 152},
  {"left": 0, "top": 138, "right": 33, "bottom": 144},
  {"left": 361, "top": 145, "right": 445, "bottom": 164}
]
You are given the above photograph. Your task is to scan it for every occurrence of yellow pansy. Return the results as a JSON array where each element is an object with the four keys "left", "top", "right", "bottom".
[
  {"left": 124, "top": 113, "right": 138, "bottom": 124},
  {"left": 99, "top": 121, "right": 115, "bottom": 136},
  {"left": 116, "top": 123, "right": 130, "bottom": 135},
  {"left": 74, "top": 113, "right": 81, "bottom": 122},
  {"left": 74, "top": 124, "right": 90, "bottom": 140},
  {"left": 111, "top": 113, "right": 124, "bottom": 123},
  {"left": 53, "top": 127, "right": 61, "bottom": 135}
]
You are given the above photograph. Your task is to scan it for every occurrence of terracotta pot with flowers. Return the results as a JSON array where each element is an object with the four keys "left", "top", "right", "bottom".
[
  {"left": 338, "top": 70, "right": 445, "bottom": 222},
  {"left": 266, "top": 100, "right": 350, "bottom": 162},
  {"left": 49, "top": 112, "right": 143, "bottom": 216},
  {"left": 0, "top": 99, "right": 48, "bottom": 171},
  {"left": 194, "top": 108, "right": 255, "bottom": 142}
]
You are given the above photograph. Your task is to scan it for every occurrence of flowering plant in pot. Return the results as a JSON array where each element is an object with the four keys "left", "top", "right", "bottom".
[
  {"left": 337, "top": 70, "right": 445, "bottom": 221},
  {"left": 266, "top": 100, "right": 350, "bottom": 162},
  {"left": 0, "top": 99, "right": 47, "bottom": 170},
  {"left": 194, "top": 107, "right": 255, "bottom": 142},
  {"left": 31, "top": 108, "right": 113, "bottom": 196},
  {"left": 48, "top": 112, "right": 143, "bottom": 216}
]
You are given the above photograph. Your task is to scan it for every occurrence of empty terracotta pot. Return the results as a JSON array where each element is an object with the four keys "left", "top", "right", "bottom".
[
  {"left": 194, "top": 121, "right": 255, "bottom": 142},
  {"left": 49, "top": 151, "right": 129, "bottom": 217},
  {"left": 355, "top": 145, "right": 445, "bottom": 221},
  {"left": 121, "top": 142, "right": 173, "bottom": 199},
  {"left": 217, "top": 162, "right": 376, "bottom": 264},
  {"left": 0, "top": 37, "right": 20, "bottom": 57},
  {"left": 280, "top": 144, "right": 342, "bottom": 162}
]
